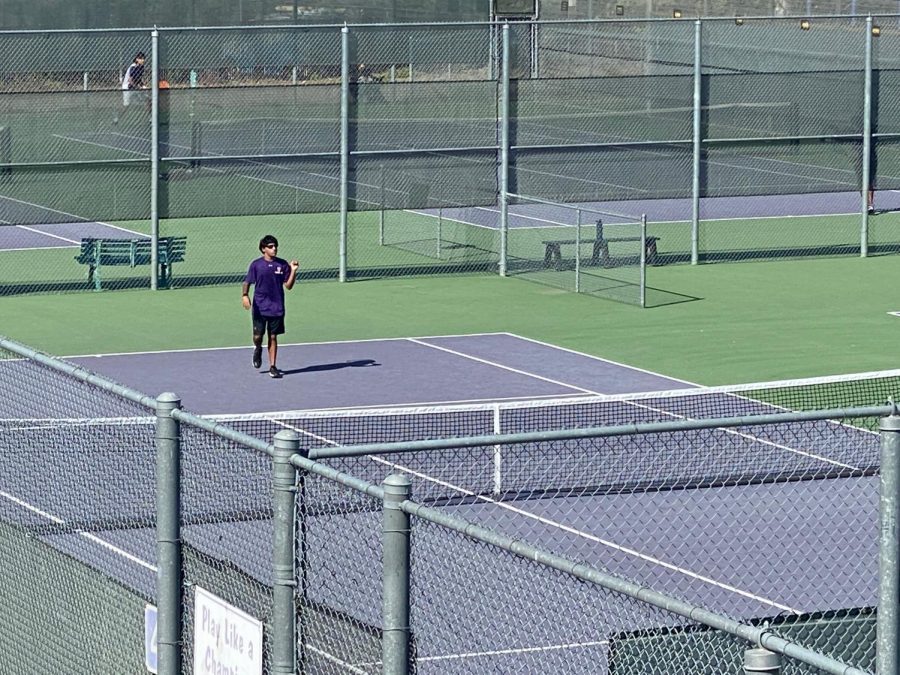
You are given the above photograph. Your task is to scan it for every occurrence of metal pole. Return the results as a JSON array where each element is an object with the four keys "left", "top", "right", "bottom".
[
  {"left": 640, "top": 214, "right": 647, "bottom": 308},
  {"left": 378, "top": 162, "right": 385, "bottom": 246},
  {"left": 271, "top": 430, "right": 301, "bottom": 675},
  {"left": 437, "top": 204, "right": 443, "bottom": 259},
  {"left": 83, "top": 72, "right": 88, "bottom": 91},
  {"left": 156, "top": 392, "right": 182, "bottom": 675},
  {"left": 861, "top": 16, "right": 873, "bottom": 257},
  {"left": 691, "top": 19, "right": 701, "bottom": 265},
  {"left": 878, "top": 414, "right": 900, "bottom": 675},
  {"left": 150, "top": 29, "right": 160, "bottom": 290},
  {"left": 575, "top": 208, "right": 582, "bottom": 293},
  {"left": 382, "top": 474, "right": 412, "bottom": 675},
  {"left": 340, "top": 26, "right": 350, "bottom": 282},
  {"left": 743, "top": 646, "right": 781, "bottom": 674},
  {"left": 499, "top": 24, "right": 511, "bottom": 277}
]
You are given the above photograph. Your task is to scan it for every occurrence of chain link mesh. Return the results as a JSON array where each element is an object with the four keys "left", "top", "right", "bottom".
[
  {"left": 297, "top": 471, "right": 387, "bottom": 674},
  {"left": 1, "top": 340, "right": 893, "bottom": 672},
  {"left": 1, "top": 17, "right": 898, "bottom": 293},
  {"left": 408, "top": 517, "right": 753, "bottom": 673},
  {"left": 0, "top": 344, "right": 156, "bottom": 673}
]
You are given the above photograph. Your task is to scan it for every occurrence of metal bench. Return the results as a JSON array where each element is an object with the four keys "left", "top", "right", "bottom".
[
  {"left": 542, "top": 219, "right": 659, "bottom": 270},
  {"left": 74, "top": 236, "right": 186, "bottom": 290}
]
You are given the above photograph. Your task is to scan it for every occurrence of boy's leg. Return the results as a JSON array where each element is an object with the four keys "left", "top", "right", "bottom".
[
  {"left": 268, "top": 334, "right": 282, "bottom": 377},
  {"left": 268, "top": 334, "right": 278, "bottom": 367},
  {"left": 251, "top": 312, "right": 265, "bottom": 369}
]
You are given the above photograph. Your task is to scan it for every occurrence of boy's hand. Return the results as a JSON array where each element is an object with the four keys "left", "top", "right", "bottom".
[
  {"left": 242, "top": 295, "right": 251, "bottom": 310},
  {"left": 290, "top": 260, "right": 299, "bottom": 272}
]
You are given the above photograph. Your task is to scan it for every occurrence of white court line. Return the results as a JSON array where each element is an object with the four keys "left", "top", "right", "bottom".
[
  {"left": 406, "top": 336, "right": 861, "bottom": 469},
  {"left": 60, "top": 331, "right": 512, "bottom": 359},
  {"left": 17, "top": 224, "right": 81, "bottom": 245},
  {"left": 500, "top": 332, "right": 700, "bottom": 388},
  {"left": 0, "top": 489, "right": 156, "bottom": 572},
  {"left": 354, "top": 639, "right": 611, "bottom": 669},
  {"left": 407, "top": 337, "right": 596, "bottom": 395},
  {"left": 270, "top": 419, "right": 805, "bottom": 616},
  {"left": 0, "top": 193, "right": 144, "bottom": 237}
]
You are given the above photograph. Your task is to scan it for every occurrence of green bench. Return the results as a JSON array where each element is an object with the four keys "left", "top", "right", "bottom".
[
  {"left": 542, "top": 219, "right": 659, "bottom": 270},
  {"left": 74, "top": 236, "right": 186, "bottom": 290}
]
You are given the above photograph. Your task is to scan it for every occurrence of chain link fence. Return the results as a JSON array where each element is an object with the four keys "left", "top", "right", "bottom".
[
  {"left": 0, "top": 334, "right": 897, "bottom": 673},
  {"left": 1, "top": 17, "right": 899, "bottom": 295}
]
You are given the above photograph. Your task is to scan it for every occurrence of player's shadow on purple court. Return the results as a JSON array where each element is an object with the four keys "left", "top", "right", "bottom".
[{"left": 275, "top": 359, "right": 381, "bottom": 376}]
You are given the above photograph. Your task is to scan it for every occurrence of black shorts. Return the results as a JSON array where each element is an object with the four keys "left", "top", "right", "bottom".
[{"left": 252, "top": 310, "right": 285, "bottom": 337}]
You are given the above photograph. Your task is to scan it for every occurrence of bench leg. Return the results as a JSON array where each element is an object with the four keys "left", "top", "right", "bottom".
[
  {"left": 646, "top": 240, "right": 658, "bottom": 265},
  {"left": 544, "top": 244, "right": 563, "bottom": 270},
  {"left": 598, "top": 241, "right": 611, "bottom": 267}
]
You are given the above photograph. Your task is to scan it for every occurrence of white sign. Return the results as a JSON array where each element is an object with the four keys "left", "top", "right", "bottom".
[
  {"left": 145, "top": 604, "right": 158, "bottom": 673},
  {"left": 193, "top": 586, "right": 263, "bottom": 675}
]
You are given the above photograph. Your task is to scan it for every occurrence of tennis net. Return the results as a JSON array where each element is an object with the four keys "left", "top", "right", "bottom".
[
  {"left": 3, "top": 367, "right": 896, "bottom": 530},
  {"left": 199, "top": 368, "right": 897, "bottom": 510}
]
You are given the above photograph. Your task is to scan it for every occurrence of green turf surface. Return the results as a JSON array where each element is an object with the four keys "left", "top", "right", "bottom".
[{"left": 4, "top": 247, "right": 899, "bottom": 385}]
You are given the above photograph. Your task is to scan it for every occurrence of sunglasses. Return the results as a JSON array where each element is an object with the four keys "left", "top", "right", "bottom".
[{"left": 264, "top": 243, "right": 277, "bottom": 248}]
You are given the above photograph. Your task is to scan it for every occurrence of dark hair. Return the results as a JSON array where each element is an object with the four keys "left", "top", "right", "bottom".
[
  {"left": 259, "top": 234, "right": 278, "bottom": 251},
  {"left": 135, "top": 52, "right": 145, "bottom": 60}
]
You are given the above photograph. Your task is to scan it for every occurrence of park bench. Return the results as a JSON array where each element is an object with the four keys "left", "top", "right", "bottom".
[
  {"left": 542, "top": 219, "right": 659, "bottom": 270},
  {"left": 74, "top": 236, "right": 186, "bottom": 290}
]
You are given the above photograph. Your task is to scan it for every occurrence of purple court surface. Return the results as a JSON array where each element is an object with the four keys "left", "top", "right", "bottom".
[{"left": 64, "top": 332, "right": 695, "bottom": 415}]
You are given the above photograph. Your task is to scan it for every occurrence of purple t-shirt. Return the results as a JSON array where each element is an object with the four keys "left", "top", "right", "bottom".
[{"left": 245, "top": 256, "right": 291, "bottom": 316}]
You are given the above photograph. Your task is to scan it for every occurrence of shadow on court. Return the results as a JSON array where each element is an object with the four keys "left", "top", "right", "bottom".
[{"left": 273, "top": 359, "right": 381, "bottom": 376}]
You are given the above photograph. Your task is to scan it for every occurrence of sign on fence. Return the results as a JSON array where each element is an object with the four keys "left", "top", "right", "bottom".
[{"left": 193, "top": 586, "right": 263, "bottom": 675}]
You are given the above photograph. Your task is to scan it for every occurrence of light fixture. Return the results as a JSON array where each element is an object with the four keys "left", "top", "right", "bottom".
[
  {"left": 735, "top": 17, "right": 744, "bottom": 26},
  {"left": 615, "top": 4, "right": 624, "bottom": 15},
  {"left": 800, "top": 18, "right": 810, "bottom": 30},
  {"left": 872, "top": 25, "right": 882, "bottom": 37},
  {"left": 672, "top": 8, "right": 683, "bottom": 18}
]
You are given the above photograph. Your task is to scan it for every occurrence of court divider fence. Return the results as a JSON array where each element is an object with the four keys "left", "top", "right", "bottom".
[
  {"left": 1, "top": 331, "right": 898, "bottom": 673},
  {"left": 2, "top": 15, "right": 900, "bottom": 297}
]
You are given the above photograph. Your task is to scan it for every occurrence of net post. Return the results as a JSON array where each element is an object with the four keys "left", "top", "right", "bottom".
[
  {"left": 492, "top": 403, "right": 502, "bottom": 495},
  {"left": 640, "top": 214, "right": 647, "bottom": 308},
  {"left": 861, "top": 15, "right": 874, "bottom": 257},
  {"left": 155, "top": 392, "right": 182, "bottom": 675},
  {"left": 498, "top": 23, "right": 511, "bottom": 277},
  {"left": 690, "top": 19, "right": 701, "bottom": 266},
  {"left": 743, "top": 646, "right": 781, "bottom": 674},
  {"left": 878, "top": 413, "right": 900, "bottom": 675},
  {"left": 575, "top": 208, "right": 582, "bottom": 293},
  {"left": 382, "top": 474, "right": 412, "bottom": 675},
  {"left": 271, "top": 430, "right": 301, "bottom": 675},
  {"left": 339, "top": 25, "right": 350, "bottom": 283},
  {"left": 150, "top": 28, "right": 160, "bottom": 291}
]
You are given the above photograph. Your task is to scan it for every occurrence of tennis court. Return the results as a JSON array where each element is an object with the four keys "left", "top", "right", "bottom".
[{"left": 0, "top": 333, "right": 888, "bottom": 672}]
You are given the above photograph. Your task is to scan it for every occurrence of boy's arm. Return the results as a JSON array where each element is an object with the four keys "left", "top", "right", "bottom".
[
  {"left": 241, "top": 280, "right": 252, "bottom": 309},
  {"left": 285, "top": 260, "right": 299, "bottom": 290}
]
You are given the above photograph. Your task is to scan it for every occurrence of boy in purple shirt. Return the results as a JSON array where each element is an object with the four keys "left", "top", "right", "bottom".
[{"left": 242, "top": 235, "right": 299, "bottom": 378}]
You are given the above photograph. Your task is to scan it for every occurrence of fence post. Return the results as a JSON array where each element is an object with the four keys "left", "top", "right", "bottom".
[
  {"left": 339, "top": 25, "right": 350, "bottom": 282},
  {"left": 690, "top": 19, "right": 701, "bottom": 266},
  {"left": 156, "top": 392, "right": 182, "bottom": 675},
  {"left": 272, "top": 430, "right": 300, "bottom": 675},
  {"left": 150, "top": 28, "right": 160, "bottom": 290},
  {"left": 499, "top": 23, "right": 511, "bottom": 277},
  {"left": 383, "top": 474, "right": 412, "bottom": 675},
  {"left": 861, "top": 15, "right": 874, "bottom": 256},
  {"left": 878, "top": 413, "right": 900, "bottom": 675},
  {"left": 743, "top": 646, "right": 780, "bottom": 674}
]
